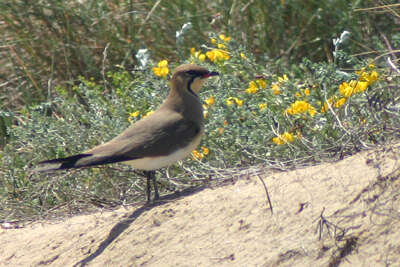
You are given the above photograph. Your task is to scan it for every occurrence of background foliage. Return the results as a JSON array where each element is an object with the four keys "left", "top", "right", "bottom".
[{"left": 1, "top": 0, "right": 398, "bottom": 109}]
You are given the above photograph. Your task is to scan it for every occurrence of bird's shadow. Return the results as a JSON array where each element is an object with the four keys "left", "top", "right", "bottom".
[{"left": 73, "top": 185, "right": 206, "bottom": 267}]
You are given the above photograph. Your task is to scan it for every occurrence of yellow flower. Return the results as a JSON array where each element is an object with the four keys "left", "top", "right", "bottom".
[
  {"left": 245, "top": 81, "right": 259, "bottom": 94},
  {"left": 286, "top": 100, "right": 316, "bottom": 116},
  {"left": 198, "top": 54, "right": 206, "bottom": 62},
  {"left": 193, "top": 51, "right": 206, "bottom": 62},
  {"left": 219, "top": 34, "right": 231, "bottom": 42},
  {"left": 308, "top": 107, "right": 317, "bottom": 116},
  {"left": 259, "top": 103, "right": 267, "bottom": 110},
  {"left": 357, "top": 68, "right": 379, "bottom": 86},
  {"left": 272, "top": 132, "right": 294, "bottom": 145},
  {"left": 201, "top": 146, "right": 209, "bottom": 155},
  {"left": 142, "top": 110, "right": 154, "bottom": 118},
  {"left": 235, "top": 98, "right": 243, "bottom": 106},
  {"left": 359, "top": 70, "right": 378, "bottom": 86},
  {"left": 192, "top": 147, "right": 209, "bottom": 159},
  {"left": 217, "top": 43, "right": 226, "bottom": 49},
  {"left": 340, "top": 70, "right": 376, "bottom": 98},
  {"left": 256, "top": 79, "right": 267, "bottom": 89},
  {"left": 272, "top": 137, "right": 283, "bottom": 145},
  {"left": 158, "top": 60, "right": 167, "bottom": 67},
  {"left": 206, "top": 49, "right": 230, "bottom": 62},
  {"left": 355, "top": 67, "right": 365, "bottom": 75},
  {"left": 355, "top": 81, "right": 368, "bottom": 93},
  {"left": 226, "top": 97, "right": 243, "bottom": 107},
  {"left": 282, "top": 132, "right": 294, "bottom": 142},
  {"left": 339, "top": 81, "right": 356, "bottom": 98},
  {"left": 129, "top": 111, "right": 140, "bottom": 118},
  {"left": 272, "top": 83, "right": 281, "bottom": 95},
  {"left": 295, "top": 92, "right": 301, "bottom": 98},
  {"left": 278, "top": 74, "right": 289, "bottom": 83},
  {"left": 321, "top": 103, "right": 328, "bottom": 113},
  {"left": 205, "top": 96, "right": 215, "bottom": 106},
  {"left": 357, "top": 71, "right": 367, "bottom": 81},
  {"left": 192, "top": 150, "right": 204, "bottom": 160},
  {"left": 226, "top": 98, "right": 234, "bottom": 106},
  {"left": 368, "top": 71, "right": 379, "bottom": 85},
  {"left": 191, "top": 49, "right": 206, "bottom": 62},
  {"left": 240, "top": 53, "right": 247, "bottom": 59},
  {"left": 245, "top": 87, "right": 258, "bottom": 94},
  {"left": 153, "top": 60, "right": 169, "bottom": 77},
  {"left": 210, "top": 38, "right": 217, "bottom": 44},
  {"left": 202, "top": 96, "right": 212, "bottom": 117},
  {"left": 320, "top": 97, "right": 334, "bottom": 113},
  {"left": 334, "top": 97, "right": 347, "bottom": 108},
  {"left": 304, "top": 88, "right": 310, "bottom": 96},
  {"left": 245, "top": 79, "right": 267, "bottom": 94}
]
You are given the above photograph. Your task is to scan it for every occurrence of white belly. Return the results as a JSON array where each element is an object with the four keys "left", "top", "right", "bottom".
[{"left": 123, "top": 134, "right": 202, "bottom": 170}]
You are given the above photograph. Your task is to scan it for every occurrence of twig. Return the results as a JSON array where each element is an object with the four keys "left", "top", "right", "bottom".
[
  {"left": 387, "top": 57, "right": 400, "bottom": 74},
  {"left": 9, "top": 46, "right": 41, "bottom": 93},
  {"left": 379, "top": 31, "right": 397, "bottom": 61},
  {"left": 122, "top": 0, "right": 163, "bottom": 67},
  {"left": 102, "top": 43, "right": 110, "bottom": 95},
  {"left": 323, "top": 84, "right": 351, "bottom": 135},
  {"left": 315, "top": 207, "right": 346, "bottom": 241},
  {"left": 256, "top": 174, "right": 273, "bottom": 214},
  {"left": 138, "top": 0, "right": 163, "bottom": 35},
  {"left": 281, "top": 11, "right": 318, "bottom": 58},
  {"left": 353, "top": 3, "right": 400, "bottom": 12}
]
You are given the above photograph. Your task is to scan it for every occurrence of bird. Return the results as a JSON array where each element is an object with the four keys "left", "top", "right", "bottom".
[{"left": 36, "top": 64, "right": 219, "bottom": 202}]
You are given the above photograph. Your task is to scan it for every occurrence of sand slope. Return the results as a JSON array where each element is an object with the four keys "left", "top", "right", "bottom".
[{"left": 1, "top": 143, "right": 400, "bottom": 267}]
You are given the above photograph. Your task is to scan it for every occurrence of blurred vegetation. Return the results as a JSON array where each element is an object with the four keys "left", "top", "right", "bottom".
[
  {"left": 1, "top": 0, "right": 398, "bottom": 109},
  {"left": 0, "top": 1, "right": 399, "bottom": 220}
]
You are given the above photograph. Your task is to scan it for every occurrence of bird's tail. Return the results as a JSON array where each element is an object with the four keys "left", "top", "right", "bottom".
[
  {"left": 35, "top": 154, "right": 92, "bottom": 172},
  {"left": 35, "top": 153, "right": 134, "bottom": 172}
]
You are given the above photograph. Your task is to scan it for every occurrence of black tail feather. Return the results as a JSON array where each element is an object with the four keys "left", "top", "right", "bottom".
[
  {"left": 37, "top": 153, "right": 137, "bottom": 172},
  {"left": 38, "top": 154, "right": 92, "bottom": 170}
]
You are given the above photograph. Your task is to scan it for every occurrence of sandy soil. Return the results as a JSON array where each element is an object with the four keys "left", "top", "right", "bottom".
[{"left": 1, "top": 143, "right": 400, "bottom": 267}]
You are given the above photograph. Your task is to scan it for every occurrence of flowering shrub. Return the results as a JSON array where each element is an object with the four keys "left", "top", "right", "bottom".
[{"left": 1, "top": 31, "right": 398, "bottom": 220}]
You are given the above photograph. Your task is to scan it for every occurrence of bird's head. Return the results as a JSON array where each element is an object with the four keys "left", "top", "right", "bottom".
[{"left": 171, "top": 64, "right": 219, "bottom": 96}]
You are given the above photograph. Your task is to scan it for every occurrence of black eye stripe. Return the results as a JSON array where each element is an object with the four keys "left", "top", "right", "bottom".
[
  {"left": 187, "top": 70, "right": 198, "bottom": 76},
  {"left": 187, "top": 76, "right": 197, "bottom": 96},
  {"left": 186, "top": 70, "right": 207, "bottom": 77}
]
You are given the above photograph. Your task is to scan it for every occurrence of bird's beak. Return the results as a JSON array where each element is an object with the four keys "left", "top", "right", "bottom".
[{"left": 202, "top": 71, "right": 219, "bottom": 78}]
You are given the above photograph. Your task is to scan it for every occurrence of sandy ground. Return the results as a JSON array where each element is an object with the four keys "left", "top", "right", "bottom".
[{"left": 1, "top": 143, "right": 400, "bottom": 267}]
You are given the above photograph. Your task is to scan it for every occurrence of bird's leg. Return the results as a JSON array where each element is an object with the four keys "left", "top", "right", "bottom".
[
  {"left": 151, "top": 171, "right": 159, "bottom": 200},
  {"left": 145, "top": 171, "right": 152, "bottom": 203},
  {"left": 145, "top": 170, "right": 159, "bottom": 202}
]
